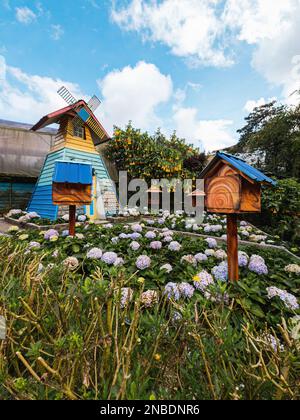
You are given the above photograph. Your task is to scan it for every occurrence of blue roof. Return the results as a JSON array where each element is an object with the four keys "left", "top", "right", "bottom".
[
  {"left": 216, "top": 152, "right": 277, "bottom": 186},
  {"left": 53, "top": 161, "right": 93, "bottom": 184}
]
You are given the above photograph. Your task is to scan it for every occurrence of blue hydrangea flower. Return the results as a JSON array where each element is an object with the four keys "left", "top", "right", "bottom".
[
  {"left": 130, "top": 232, "right": 142, "bottom": 240},
  {"left": 193, "top": 270, "right": 214, "bottom": 292},
  {"left": 248, "top": 255, "right": 268, "bottom": 275},
  {"left": 179, "top": 282, "right": 195, "bottom": 299},
  {"left": 206, "top": 238, "right": 218, "bottom": 248},
  {"left": 119, "top": 233, "right": 129, "bottom": 239},
  {"left": 164, "top": 282, "right": 180, "bottom": 300},
  {"left": 131, "top": 224, "right": 143, "bottom": 233},
  {"left": 87, "top": 247, "right": 103, "bottom": 259},
  {"left": 120, "top": 288, "right": 133, "bottom": 308},
  {"left": 44, "top": 229, "right": 59, "bottom": 240},
  {"left": 145, "top": 231, "right": 156, "bottom": 239},
  {"left": 212, "top": 262, "right": 228, "bottom": 282},
  {"left": 238, "top": 251, "right": 249, "bottom": 267},
  {"left": 266, "top": 286, "right": 299, "bottom": 310},
  {"left": 194, "top": 253, "right": 208, "bottom": 262},
  {"left": 101, "top": 252, "right": 118, "bottom": 265}
]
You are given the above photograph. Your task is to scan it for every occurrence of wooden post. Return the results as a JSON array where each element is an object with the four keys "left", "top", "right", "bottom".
[
  {"left": 69, "top": 205, "right": 76, "bottom": 237},
  {"left": 227, "top": 214, "right": 239, "bottom": 282}
]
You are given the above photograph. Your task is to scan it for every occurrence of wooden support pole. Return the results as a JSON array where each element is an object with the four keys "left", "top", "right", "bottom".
[
  {"left": 227, "top": 214, "right": 239, "bottom": 282},
  {"left": 69, "top": 205, "right": 76, "bottom": 237}
]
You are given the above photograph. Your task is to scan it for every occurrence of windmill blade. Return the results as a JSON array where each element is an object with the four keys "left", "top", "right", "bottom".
[
  {"left": 57, "top": 86, "right": 78, "bottom": 105},
  {"left": 85, "top": 117, "right": 107, "bottom": 140},
  {"left": 87, "top": 95, "right": 101, "bottom": 112}
]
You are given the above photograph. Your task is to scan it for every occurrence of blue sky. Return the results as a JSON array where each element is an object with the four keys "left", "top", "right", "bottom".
[{"left": 0, "top": 0, "right": 299, "bottom": 151}]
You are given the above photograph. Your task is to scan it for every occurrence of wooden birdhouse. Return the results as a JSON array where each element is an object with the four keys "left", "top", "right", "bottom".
[
  {"left": 200, "top": 152, "right": 276, "bottom": 282},
  {"left": 52, "top": 161, "right": 93, "bottom": 236}
]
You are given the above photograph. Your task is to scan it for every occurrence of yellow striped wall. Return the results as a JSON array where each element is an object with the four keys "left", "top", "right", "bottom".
[{"left": 51, "top": 117, "right": 98, "bottom": 154}]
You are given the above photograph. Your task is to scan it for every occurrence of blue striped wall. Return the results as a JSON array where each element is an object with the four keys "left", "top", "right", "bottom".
[{"left": 27, "top": 148, "right": 116, "bottom": 220}]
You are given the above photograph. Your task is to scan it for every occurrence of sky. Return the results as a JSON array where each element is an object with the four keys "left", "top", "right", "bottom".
[{"left": 0, "top": 0, "right": 300, "bottom": 152}]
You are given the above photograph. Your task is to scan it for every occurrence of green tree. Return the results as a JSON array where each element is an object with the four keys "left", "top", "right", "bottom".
[
  {"left": 105, "top": 123, "right": 207, "bottom": 181},
  {"left": 234, "top": 101, "right": 300, "bottom": 179}
]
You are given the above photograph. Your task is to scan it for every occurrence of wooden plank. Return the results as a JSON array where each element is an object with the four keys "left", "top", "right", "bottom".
[
  {"left": 205, "top": 175, "right": 241, "bottom": 212},
  {"left": 52, "top": 182, "right": 92, "bottom": 205},
  {"left": 69, "top": 205, "right": 76, "bottom": 236},
  {"left": 227, "top": 214, "right": 239, "bottom": 282},
  {"left": 240, "top": 180, "right": 261, "bottom": 212}
]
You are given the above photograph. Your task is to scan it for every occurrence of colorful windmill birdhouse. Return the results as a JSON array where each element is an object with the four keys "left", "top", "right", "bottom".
[
  {"left": 27, "top": 87, "right": 118, "bottom": 221},
  {"left": 200, "top": 152, "right": 276, "bottom": 281}
]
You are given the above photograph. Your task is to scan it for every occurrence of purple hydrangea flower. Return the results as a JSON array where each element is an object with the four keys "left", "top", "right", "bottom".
[
  {"left": 87, "top": 248, "right": 103, "bottom": 259},
  {"left": 162, "top": 235, "right": 173, "bottom": 243},
  {"left": 130, "top": 232, "right": 142, "bottom": 240},
  {"left": 146, "top": 219, "right": 155, "bottom": 225},
  {"left": 104, "top": 223, "right": 113, "bottom": 229},
  {"left": 130, "top": 241, "right": 141, "bottom": 251},
  {"left": 111, "top": 237, "right": 119, "bottom": 244},
  {"left": 194, "top": 253, "right": 208, "bottom": 263},
  {"left": 131, "top": 224, "right": 143, "bottom": 233},
  {"left": 145, "top": 231, "right": 156, "bottom": 239},
  {"left": 238, "top": 251, "right": 249, "bottom": 268},
  {"left": 248, "top": 255, "right": 268, "bottom": 275},
  {"left": 119, "top": 233, "right": 129, "bottom": 239},
  {"left": 266, "top": 286, "right": 299, "bottom": 311},
  {"left": 120, "top": 288, "right": 133, "bottom": 308},
  {"left": 179, "top": 282, "right": 195, "bottom": 299},
  {"left": 136, "top": 255, "right": 151, "bottom": 270},
  {"left": 168, "top": 241, "right": 182, "bottom": 252},
  {"left": 212, "top": 262, "right": 228, "bottom": 282},
  {"left": 62, "top": 230, "right": 69, "bottom": 237},
  {"left": 44, "top": 229, "right": 59, "bottom": 240},
  {"left": 206, "top": 238, "right": 218, "bottom": 248},
  {"left": 193, "top": 270, "right": 214, "bottom": 292},
  {"left": 164, "top": 282, "right": 180, "bottom": 300},
  {"left": 78, "top": 215, "right": 87, "bottom": 222},
  {"left": 150, "top": 241, "right": 162, "bottom": 250},
  {"left": 158, "top": 218, "right": 165, "bottom": 225},
  {"left": 28, "top": 241, "right": 41, "bottom": 250},
  {"left": 101, "top": 252, "right": 118, "bottom": 265}
]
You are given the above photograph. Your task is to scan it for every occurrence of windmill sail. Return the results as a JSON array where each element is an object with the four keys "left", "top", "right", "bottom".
[{"left": 57, "top": 86, "right": 78, "bottom": 105}]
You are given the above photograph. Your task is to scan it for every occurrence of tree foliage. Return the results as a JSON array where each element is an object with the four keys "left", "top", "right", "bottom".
[
  {"left": 105, "top": 123, "right": 206, "bottom": 181},
  {"left": 235, "top": 101, "right": 300, "bottom": 179}
]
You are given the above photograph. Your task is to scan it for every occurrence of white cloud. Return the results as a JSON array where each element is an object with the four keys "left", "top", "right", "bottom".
[
  {"left": 111, "top": 0, "right": 233, "bottom": 68},
  {"left": 51, "top": 24, "right": 64, "bottom": 41},
  {"left": 244, "top": 97, "right": 277, "bottom": 113},
  {"left": 0, "top": 55, "right": 6, "bottom": 80},
  {"left": 15, "top": 6, "right": 37, "bottom": 24},
  {"left": 97, "top": 61, "right": 173, "bottom": 132},
  {"left": 0, "top": 55, "right": 86, "bottom": 123},
  {"left": 112, "top": 0, "right": 300, "bottom": 103},
  {"left": 173, "top": 107, "right": 235, "bottom": 152}
]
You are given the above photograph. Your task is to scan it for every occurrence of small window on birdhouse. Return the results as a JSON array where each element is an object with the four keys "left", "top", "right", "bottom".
[{"left": 73, "top": 124, "right": 85, "bottom": 139}]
